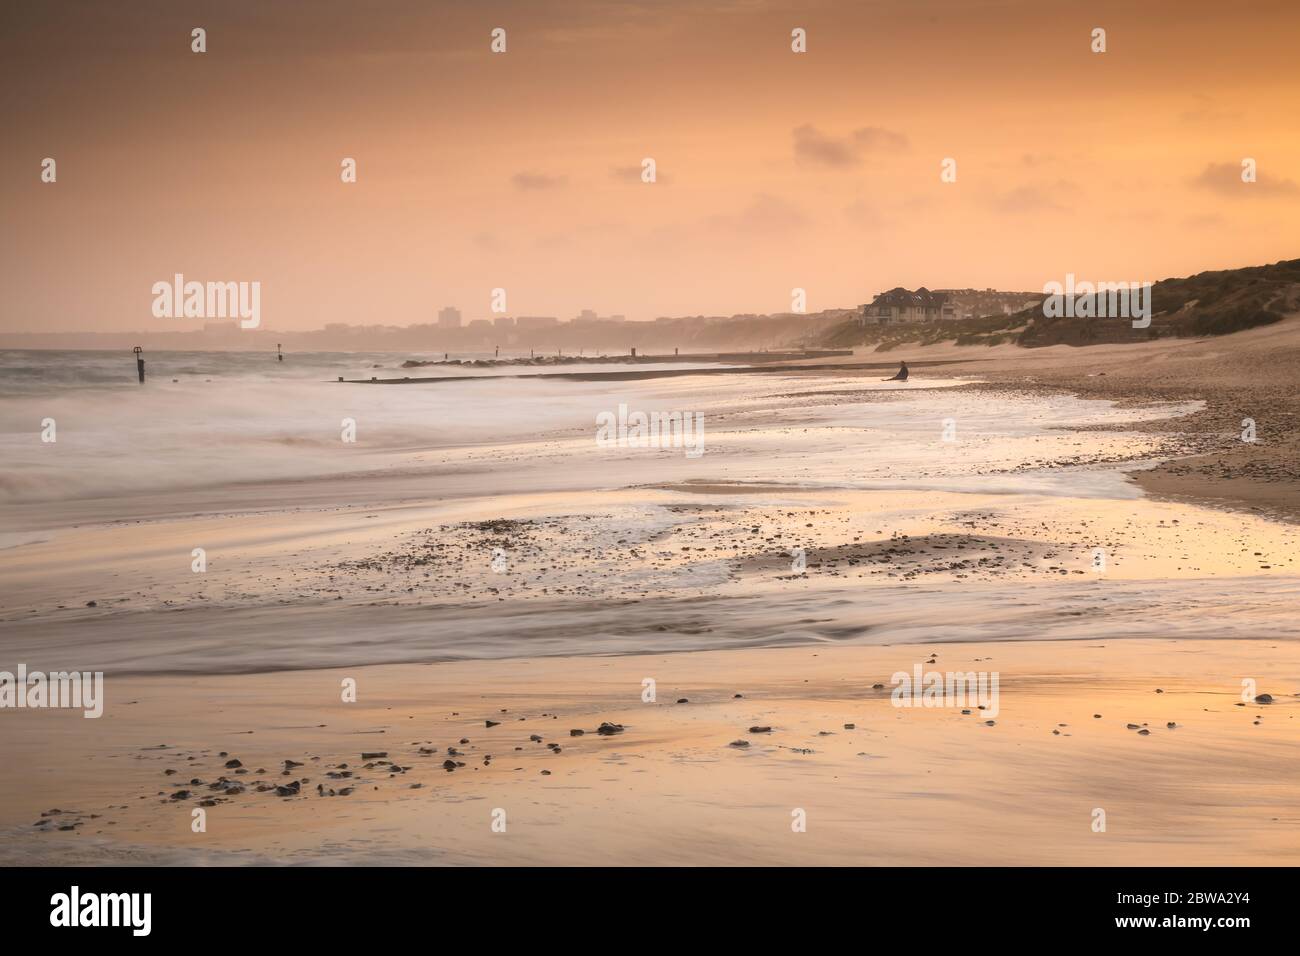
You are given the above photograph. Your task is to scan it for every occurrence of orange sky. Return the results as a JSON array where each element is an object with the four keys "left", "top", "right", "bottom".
[{"left": 2, "top": 0, "right": 1298, "bottom": 333}]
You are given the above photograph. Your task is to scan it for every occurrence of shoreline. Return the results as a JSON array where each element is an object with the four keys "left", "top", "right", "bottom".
[{"left": 2, "top": 324, "right": 1298, "bottom": 866}]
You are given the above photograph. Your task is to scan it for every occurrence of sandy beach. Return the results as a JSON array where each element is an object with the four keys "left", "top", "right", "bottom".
[
  {"left": 1, "top": 313, "right": 1298, "bottom": 866},
  {"left": 2, "top": 639, "right": 1295, "bottom": 867}
]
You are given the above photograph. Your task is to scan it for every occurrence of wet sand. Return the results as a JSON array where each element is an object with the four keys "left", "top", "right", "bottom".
[{"left": 3, "top": 639, "right": 1295, "bottom": 866}]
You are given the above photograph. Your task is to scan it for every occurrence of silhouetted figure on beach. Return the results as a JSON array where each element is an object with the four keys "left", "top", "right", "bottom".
[{"left": 883, "top": 361, "right": 908, "bottom": 382}]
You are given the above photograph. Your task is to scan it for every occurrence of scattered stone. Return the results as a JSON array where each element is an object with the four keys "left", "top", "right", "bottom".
[
  {"left": 596, "top": 722, "right": 624, "bottom": 736},
  {"left": 748, "top": 726, "right": 772, "bottom": 733},
  {"left": 569, "top": 729, "right": 584, "bottom": 737},
  {"left": 360, "top": 752, "right": 388, "bottom": 759},
  {"left": 729, "top": 740, "right": 750, "bottom": 748},
  {"left": 224, "top": 759, "right": 242, "bottom": 769}
]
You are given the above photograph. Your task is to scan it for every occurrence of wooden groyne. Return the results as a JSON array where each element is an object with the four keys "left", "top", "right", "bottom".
[{"left": 337, "top": 356, "right": 966, "bottom": 385}]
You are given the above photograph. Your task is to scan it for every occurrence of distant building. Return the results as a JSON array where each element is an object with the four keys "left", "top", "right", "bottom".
[
  {"left": 573, "top": 310, "right": 626, "bottom": 324},
  {"left": 468, "top": 319, "right": 492, "bottom": 330},
  {"left": 861, "top": 288, "right": 956, "bottom": 324},
  {"left": 516, "top": 316, "right": 560, "bottom": 330},
  {"left": 492, "top": 316, "right": 515, "bottom": 329},
  {"left": 936, "top": 289, "right": 1043, "bottom": 319},
  {"left": 200, "top": 321, "right": 240, "bottom": 341},
  {"left": 437, "top": 306, "right": 462, "bottom": 328}
]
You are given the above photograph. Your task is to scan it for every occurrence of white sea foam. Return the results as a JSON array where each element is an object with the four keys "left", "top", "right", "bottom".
[{"left": 0, "top": 351, "right": 1191, "bottom": 505}]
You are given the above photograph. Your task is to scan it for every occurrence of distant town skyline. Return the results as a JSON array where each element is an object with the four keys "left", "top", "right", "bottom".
[{"left": 3, "top": 0, "right": 1299, "bottom": 335}]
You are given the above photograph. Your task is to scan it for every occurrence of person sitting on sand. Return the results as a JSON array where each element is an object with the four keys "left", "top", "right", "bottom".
[{"left": 883, "top": 361, "right": 909, "bottom": 382}]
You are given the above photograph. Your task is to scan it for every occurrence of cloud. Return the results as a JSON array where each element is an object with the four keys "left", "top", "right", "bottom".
[
  {"left": 1191, "top": 162, "right": 1299, "bottom": 197},
  {"left": 843, "top": 199, "right": 888, "bottom": 228},
  {"left": 793, "top": 124, "right": 908, "bottom": 169},
  {"left": 610, "top": 164, "right": 671, "bottom": 185},
  {"left": 512, "top": 171, "right": 568, "bottom": 190},
  {"left": 851, "top": 127, "right": 909, "bottom": 152},
  {"left": 988, "top": 183, "right": 1071, "bottom": 214},
  {"left": 1179, "top": 95, "right": 1244, "bottom": 126},
  {"left": 708, "top": 193, "right": 809, "bottom": 233}
]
